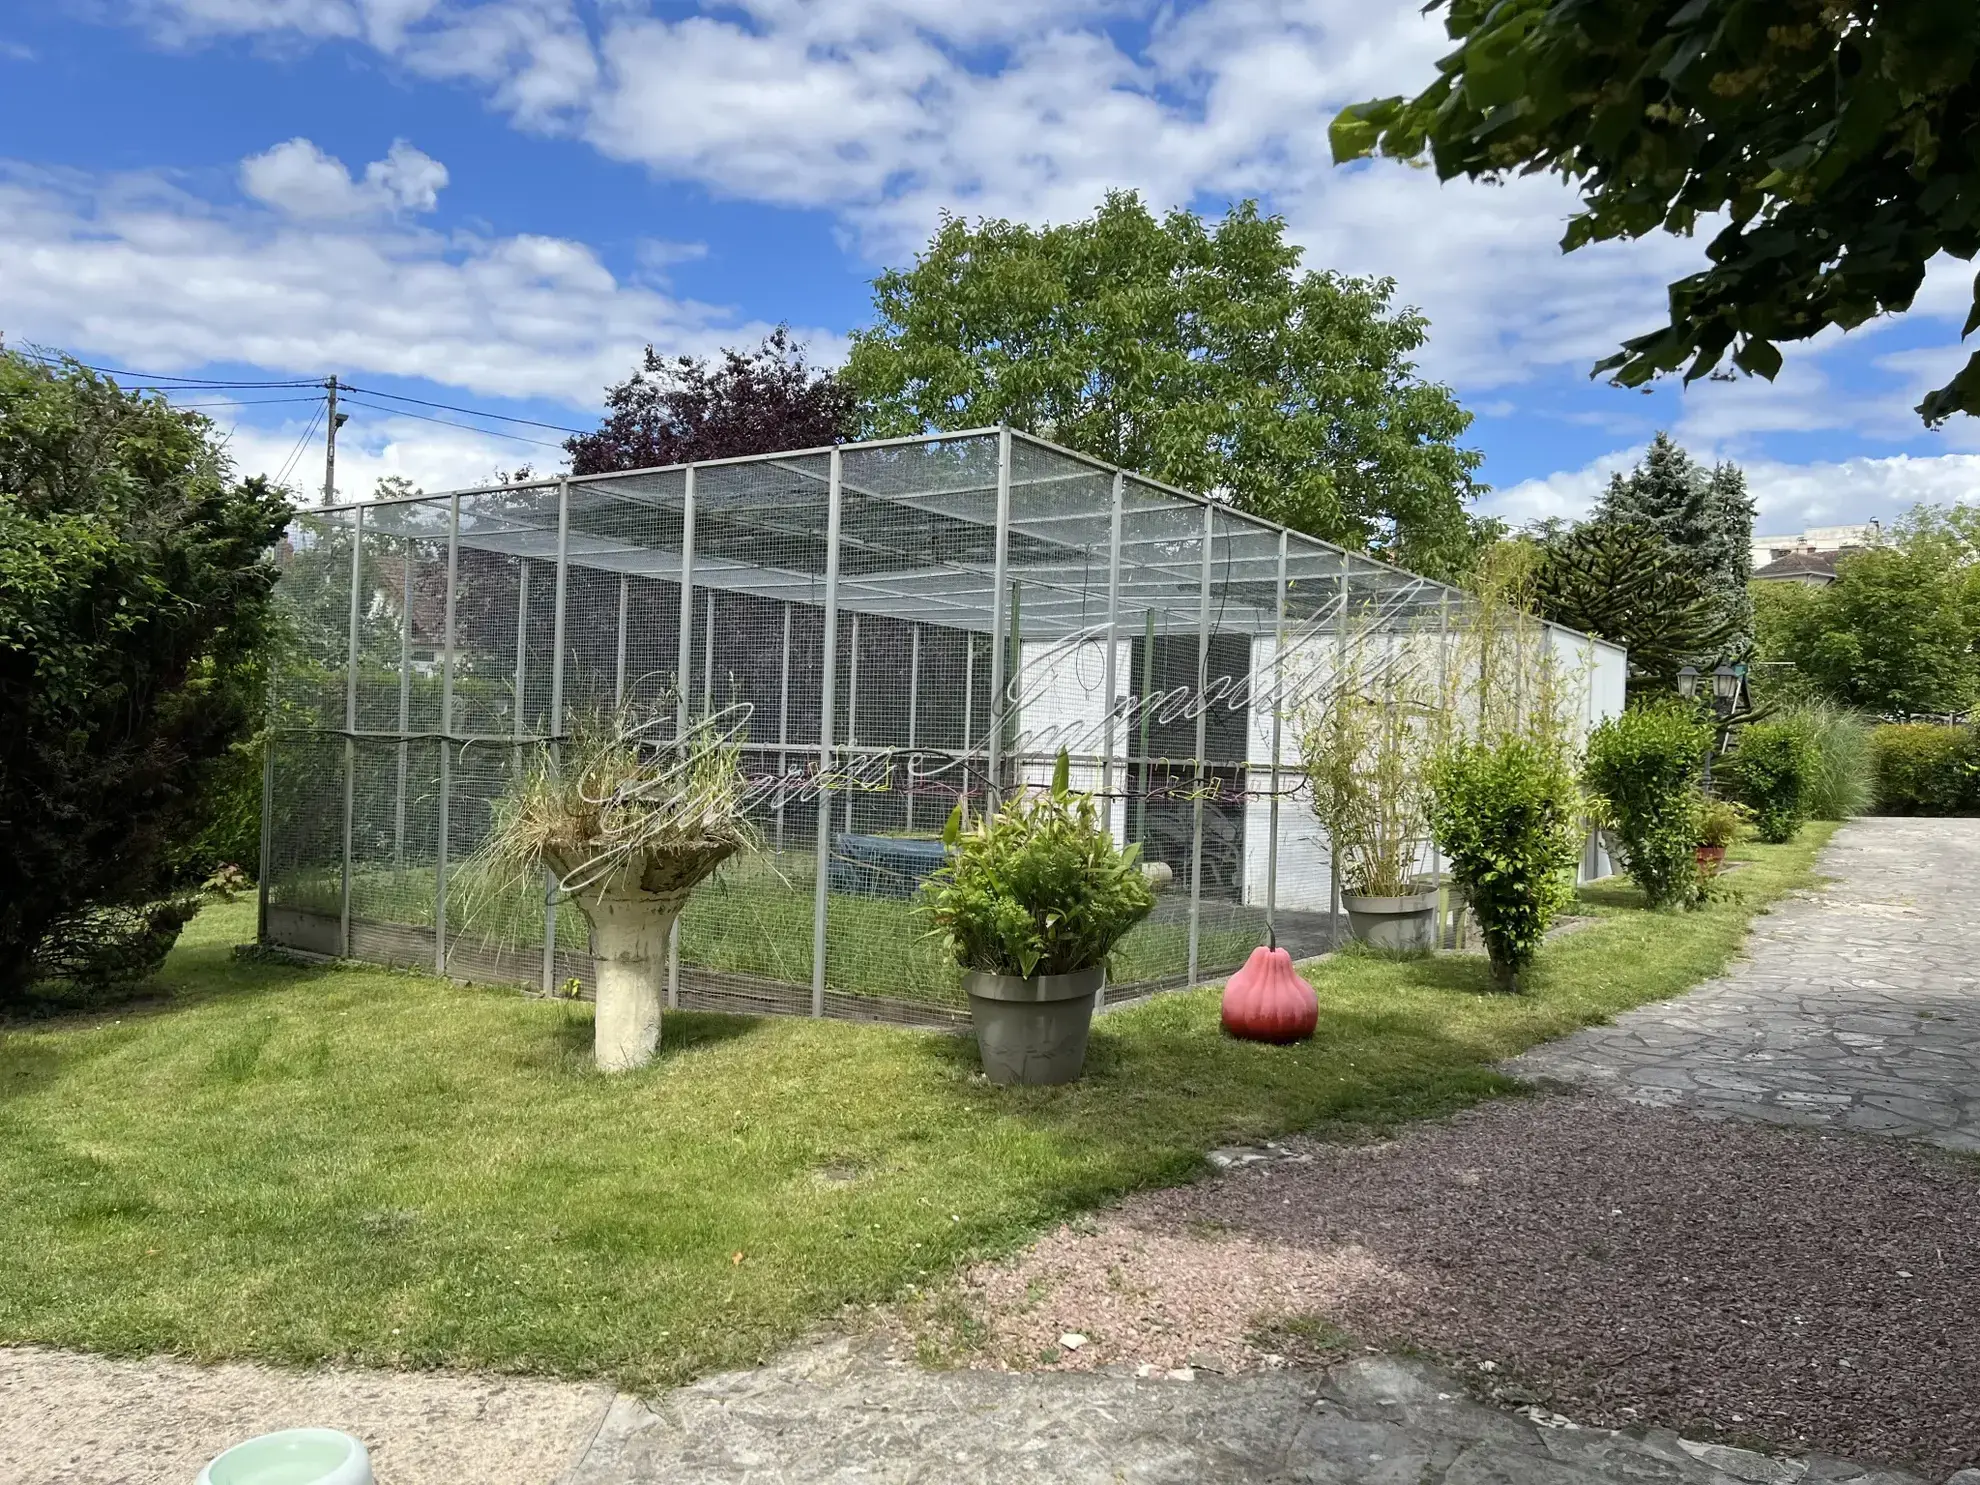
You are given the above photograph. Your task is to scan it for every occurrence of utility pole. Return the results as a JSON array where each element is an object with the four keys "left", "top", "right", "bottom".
[{"left": 323, "top": 375, "right": 348, "bottom": 505}]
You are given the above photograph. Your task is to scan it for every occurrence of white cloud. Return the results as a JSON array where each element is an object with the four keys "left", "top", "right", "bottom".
[
  {"left": 241, "top": 137, "right": 449, "bottom": 218},
  {"left": 1743, "top": 453, "right": 1980, "bottom": 530},
  {"left": 107, "top": 0, "right": 1708, "bottom": 392},
  {"left": 0, "top": 150, "right": 834, "bottom": 406},
  {"left": 1483, "top": 446, "right": 1642, "bottom": 528},
  {"left": 219, "top": 408, "right": 545, "bottom": 498},
  {"left": 1492, "top": 447, "right": 1980, "bottom": 534},
  {"left": 104, "top": 0, "right": 1980, "bottom": 406},
  {"left": 76, "top": 0, "right": 1980, "bottom": 507}
]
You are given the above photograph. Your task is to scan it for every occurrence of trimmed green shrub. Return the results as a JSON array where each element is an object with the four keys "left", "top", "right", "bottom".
[
  {"left": 1584, "top": 700, "right": 1713, "bottom": 908},
  {"left": 1776, "top": 701, "right": 1873, "bottom": 821},
  {"left": 1725, "top": 721, "right": 1816, "bottom": 843},
  {"left": 922, "top": 751, "right": 1155, "bottom": 978},
  {"left": 1870, "top": 723, "right": 1980, "bottom": 815},
  {"left": 29, "top": 896, "right": 200, "bottom": 988},
  {"left": 1428, "top": 737, "right": 1582, "bottom": 991}
]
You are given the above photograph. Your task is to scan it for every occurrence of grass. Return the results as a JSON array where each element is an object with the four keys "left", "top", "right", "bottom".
[
  {"left": 0, "top": 827, "right": 1832, "bottom": 1391},
  {"left": 286, "top": 852, "right": 1263, "bottom": 1006}
]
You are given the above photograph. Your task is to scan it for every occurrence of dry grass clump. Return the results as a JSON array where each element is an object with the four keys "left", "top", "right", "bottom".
[{"left": 478, "top": 705, "right": 755, "bottom": 905}]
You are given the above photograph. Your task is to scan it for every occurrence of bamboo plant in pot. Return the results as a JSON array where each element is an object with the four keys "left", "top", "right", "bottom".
[
  {"left": 1301, "top": 669, "right": 1440, "bottom": 951},
  {"left": 478, "top": 707, "right": 750, "bottom": 1073},
  {"left": 921, "top": 751, "right": 1155, "bottom": 1085}
]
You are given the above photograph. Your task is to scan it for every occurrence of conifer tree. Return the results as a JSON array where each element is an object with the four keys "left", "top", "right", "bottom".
[{"left": 1595, "top": 433, "right": 1754, "bottom": 660}]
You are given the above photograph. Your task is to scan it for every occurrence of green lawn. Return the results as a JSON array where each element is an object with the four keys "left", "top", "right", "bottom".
[
  {"left": 282, "top": 851, "right": 1264, "bottom": 1006},
  {"left": 0, "top": 827, "right": 1832, "bottom": 1391}
]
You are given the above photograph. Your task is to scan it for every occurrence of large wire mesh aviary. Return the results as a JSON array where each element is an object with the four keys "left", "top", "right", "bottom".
[{"left": 260, "top": 428, "right": 1627, "bottom": 1026}]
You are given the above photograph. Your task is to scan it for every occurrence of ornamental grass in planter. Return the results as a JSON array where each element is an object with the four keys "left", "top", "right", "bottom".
[
  {"left": 1300, "top": 653, "right": 1440, "bottom": 951},
  {"left": 474, "top": 706, "right": 750, "bottom": 1072},
  {"left": 920, "top": 751, "right": 1154, "bottom": 1085}
]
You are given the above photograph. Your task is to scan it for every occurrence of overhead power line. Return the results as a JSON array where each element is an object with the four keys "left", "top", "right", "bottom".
[
  {"left": 156, "top": 395, "right": 329, "bottom": 410},
  {"left": 274, "top": 403, "right": 326, "bottom": 488},
  {"left": 19, "top": 349, "right": 321, "bottom": 389},
  {"left": 337, "top": 395, "right": 571, "bottom": 449},
  {"left": 340, "top": 383, "right": 585, "bottom": 435}
]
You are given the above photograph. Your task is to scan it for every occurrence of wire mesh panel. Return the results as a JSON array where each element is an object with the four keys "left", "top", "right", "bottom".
[
  {"left": 818, "top": 436, "right": 1004, "bottom": 1007},
  {"left": 259, "top": 427, "right": 1626, "bottom": 1028},
  {"left": 669, "top": 453, "right": 837, "bottom": 1011}
]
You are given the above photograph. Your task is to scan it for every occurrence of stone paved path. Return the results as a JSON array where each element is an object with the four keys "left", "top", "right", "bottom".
[
  {"left": 1507, "top": 817, "right": 1980, "bottom": 1152},
  {"left": 0, "top": 1345, "right": 610, "bottom": 1485},
  {"left": 565, "top": 1337, "right": 1940, "bottom": 1485}
]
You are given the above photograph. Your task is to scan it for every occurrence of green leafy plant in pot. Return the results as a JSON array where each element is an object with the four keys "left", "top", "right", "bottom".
[
  {"left": 921, "top": 750, "right": 1155, "bottom": 1085},
  {"left": 474, "top": 706, "right": 750, "bottom": 1072},
  {"left": 1694, "top": 796, "right": 1752, "bottom": 876}
]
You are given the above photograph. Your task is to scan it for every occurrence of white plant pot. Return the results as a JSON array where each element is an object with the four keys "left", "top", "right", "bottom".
[{"left": 1342, "top": 889, "right": 1440, "bottom": 952}]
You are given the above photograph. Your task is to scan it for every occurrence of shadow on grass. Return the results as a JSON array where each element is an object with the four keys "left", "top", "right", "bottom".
[
  {"left": 542, "top": 1003, "right": 768, "bottom": 1067},
  {"left": 901, "top": 958, "right": 1532, "bottom": 1177},
  {"left": 1577, "top": 878, "right": 1653, "bottom": 912},
  {"left": 0, "top": 1040, "right": 65, "bottom": 1106},
  {"left": 3, "top": 945, "right": 335, "bottom": 1032}
]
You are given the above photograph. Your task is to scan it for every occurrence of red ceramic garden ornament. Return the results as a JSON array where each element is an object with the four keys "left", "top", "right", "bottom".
[{"left": 1221, "top": 945, "right": 1317, "bottom": 1044}]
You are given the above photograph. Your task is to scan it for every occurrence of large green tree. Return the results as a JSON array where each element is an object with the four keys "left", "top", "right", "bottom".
[
  {"left": 0, "top": 350, "right": 290, "bottom": 996},
  {"left": 1595, "top": 433, "right": 1754, "bottom": 659},
  {"left": 1333, "top": 2, "right": 1980, "bottom": 424},
  {"left": 1754, "top": 504, "right": 1980, "bottom": 716},
  {"left": 843, "top": 192, "right": 1489, "bottom": 580}
]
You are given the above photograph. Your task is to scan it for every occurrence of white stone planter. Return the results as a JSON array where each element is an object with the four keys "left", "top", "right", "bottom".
[
  {"left": 548, "top": 844, "right": 731, "bottom": 1074},
  {"left": 578, "top": 885, "right": 691, "bottom": 1074}
]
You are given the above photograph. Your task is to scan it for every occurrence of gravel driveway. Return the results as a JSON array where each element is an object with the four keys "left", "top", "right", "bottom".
[{"left": 930, "top": 1095, "right": 1980, "bottom": 1479}]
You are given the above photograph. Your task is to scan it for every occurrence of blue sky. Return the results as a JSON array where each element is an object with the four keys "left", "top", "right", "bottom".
[{"left": 5, "top": 0, "right": 1978, "bottom": 536}]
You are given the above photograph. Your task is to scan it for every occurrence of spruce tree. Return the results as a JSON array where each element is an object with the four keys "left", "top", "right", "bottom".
[
  {"left": 1703, "top": 460, "right": 1757, "bottom": 658},
  {"left": 1595, "top": 433, "right": 1754, "bottom": 660}
]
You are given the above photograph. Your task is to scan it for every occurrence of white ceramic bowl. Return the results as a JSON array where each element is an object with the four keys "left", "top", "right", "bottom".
[{"left": 197, "top": 1428, "right": 373, "bottom": 1485}]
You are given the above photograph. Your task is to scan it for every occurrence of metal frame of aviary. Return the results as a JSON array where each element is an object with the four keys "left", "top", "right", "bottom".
[{"left": 259, "top": 427, "right": 1627, "bottom": 1029}]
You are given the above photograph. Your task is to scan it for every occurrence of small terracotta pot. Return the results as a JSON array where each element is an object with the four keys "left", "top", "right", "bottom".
[{"left": 1696, "top": 844, "right": 1727, "bottom": 874}]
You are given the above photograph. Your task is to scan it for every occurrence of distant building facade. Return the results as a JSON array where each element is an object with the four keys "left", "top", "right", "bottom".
[{"left": 1749, "top": 522, "right": 1882, "bottom": 586}]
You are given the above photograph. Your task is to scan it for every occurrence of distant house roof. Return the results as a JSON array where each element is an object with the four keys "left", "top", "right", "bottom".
[{"left": 1753, "top": 549, "right": 1847, "bottom": 584}]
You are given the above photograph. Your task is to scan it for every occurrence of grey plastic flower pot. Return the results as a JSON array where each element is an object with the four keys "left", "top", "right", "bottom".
[
  {"left": 1342, "top": 889, "right": 1440, "bottom": 952},
  {"left": 962, "top": 966, "right": 1105, "bottom": 1085}
]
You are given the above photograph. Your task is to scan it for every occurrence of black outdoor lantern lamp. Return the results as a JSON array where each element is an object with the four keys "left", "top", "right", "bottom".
[
  {"left": 1676, "top": 665, "right": 1699, "bottom": 700},
  {"left": 1710, "top": 663, "right": 1750, "bottom": 717}
]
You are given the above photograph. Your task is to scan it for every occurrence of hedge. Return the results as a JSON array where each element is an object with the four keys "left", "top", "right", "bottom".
[{"left": 1869, "top": 723, "right": 1980, "bottom": 816}]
